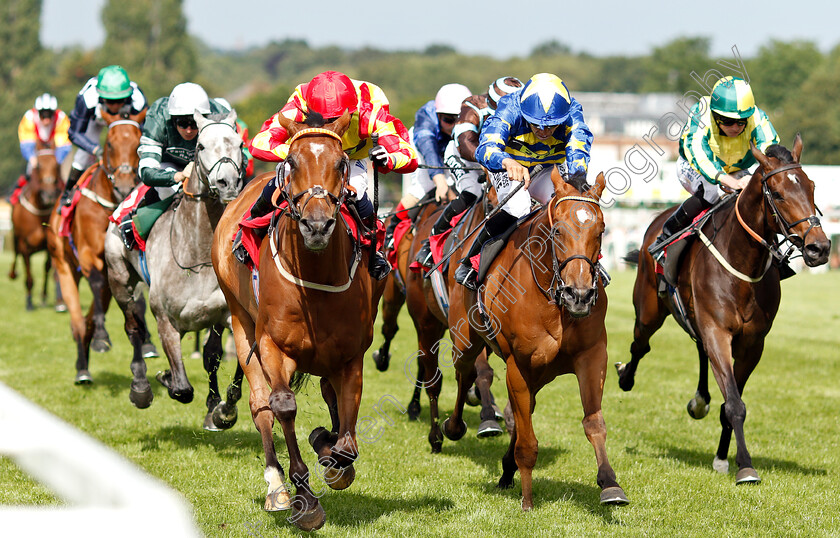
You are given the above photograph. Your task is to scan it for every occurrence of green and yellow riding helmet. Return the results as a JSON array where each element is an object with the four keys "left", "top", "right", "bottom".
[{"left": 709, "top": 76, "right": 755, "bottom": 119}]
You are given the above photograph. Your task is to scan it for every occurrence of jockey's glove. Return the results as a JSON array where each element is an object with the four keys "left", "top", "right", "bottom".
[
  {"left": 93, "top": 145, "right": 104, "bottom": 158},
  {"left": 369, "top": 144, "right": 390, "bottom": 169}
]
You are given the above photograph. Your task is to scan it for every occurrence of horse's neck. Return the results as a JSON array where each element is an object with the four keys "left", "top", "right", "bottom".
[
  {"left": 173, "top": 178, "right": 223, "bottom": 250},
  {"left": 278, "top": 217, "right": 353, "bottom": 281},
  {"left": 88, "top": 166, "right": 117, "bottom": 202},
  {"left": 714, "top": 179, "right": 772, "bottom": 268}
]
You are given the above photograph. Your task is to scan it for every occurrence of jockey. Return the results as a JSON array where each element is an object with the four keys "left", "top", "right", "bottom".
[
  {"left": 18, "top": 93, "right": 72, "bottom": 179},
  {"left": 215, "top": 97, "right": 254, "bottom": 180},
  {"left": 649, "top": 76, "right": 779, "bottom": 261},
  {"left": 455, "top": 73, "right": 593, "bottom": 290},
  {"left": 243, "top": 70, "right": 418, "bottom": 280},
  {"left": 415, "top": 76, "right": 523, "bottom": 268},
  {"left": 117, "top": 82, "right": 235, "bottom": 249},
  {"left": 385, "top": 83, "right": 472, "bottom": 244},
  {"left": 62, "top": 65, "right": 148, "bottom": 206}
]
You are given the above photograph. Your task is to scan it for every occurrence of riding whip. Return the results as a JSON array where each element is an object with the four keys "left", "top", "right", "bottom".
[{"left": 424, "top": 180, "right": 525, "bottom": 276}]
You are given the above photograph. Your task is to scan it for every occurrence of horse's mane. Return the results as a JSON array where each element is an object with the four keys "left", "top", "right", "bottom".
[
  {"left": 303, "top": 111, "right": 326, "bottom": 128},
  {"left": 205, "top": 112, "right": 231, "bottom": 123},
  {"left": 764, "top": 144, "right": 793, "bottom": 164}
]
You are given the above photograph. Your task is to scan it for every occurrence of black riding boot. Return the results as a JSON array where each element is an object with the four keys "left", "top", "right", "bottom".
[
  {"left": 454, "top": 209, "right": 516, "bottom": 290},
  {"left": 232, "top": 187, "right": 277, "bottom": 264},
  {"left": 648, "top": 194, "right": 710, "bottom": 260},
  {"left": 61, "top": 167, "right": 84, "bottom": 206},
  {"left": 416, "top": 191, "right": 477, "bottom": 268},
  {"left": 351, "top": 194, "right": 390, "bottom": 281}
]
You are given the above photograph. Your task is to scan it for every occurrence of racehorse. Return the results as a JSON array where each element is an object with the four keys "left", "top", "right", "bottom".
[
  {"left": 616, "top": 137, "right": 830, "bottom": 484},
  {"left": 443, "top": 169, "right": 629, "bottom": 510},
  {"left": 397, "top": 197, "right": 505, "bottom": 452},
  {"left": 212, "top": 111, "right": 386, "bottom": 531},
  {"left": 9, "top": 139, "right": 63, "bottom": 310},
  {"left": 46, "top": 107, "right": 148, "bottom": 384},
  {"left": 105, "top": 110, "right": 246, "bottom": 429}
]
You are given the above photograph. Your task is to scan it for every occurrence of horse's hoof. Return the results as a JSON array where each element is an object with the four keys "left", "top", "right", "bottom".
[
  {"left": 372, "top": 349, "right": 391, "bottom": 372},
  {"left": 492, "top": 403, "right": 504, "bottom": 420},
  {"left": 324, "top": 464, "right": 355, "bottom": 490},
  {"left": 713, "top": 456, "right": 729, "bottom": 474},
  {"left": 687, "top": 392, "right": 710, "bottom": 420},
  {"left": 170, "top": 388, "right": 194, "bottom": 404},
  {"left": 407, "top": 400, "right": 421, "bottom": 421},
  {"left": 74, "top": 370, "right": 93, "bottom": 385},
  {"left": 141, "top": 342, "right": 159, "bottom": 359},
  {"left": 600, "top": 486, "right": 630, "bottom": 505},
  {"left": 477, "top": 419, "right": 504, "bottom": 438},
  {"left": 466, "top": 385, "right": 480, "bottom": 406},
  {"left": 91, "top": 336, "right": 112, "bottom": 353},
  {"left": 442, "top": 417, "right": 467, "bottom": 441},
  {"left": 26, "top": 302, "right": 35, "bottom": 312},
  {"left": 265, "top": 485, "right": 291, "bottom": 511},
  {"left": 497, "top": 475, "right": 514, "bottom": 489},
  {"left": 615, "top": 362, "right": 634, "bottom": 391},
  {"left": 129, "top": 387, "right": 154, "bottom": 409},
  {"left": 735, "top": 467, "right": 761, "bottom": 485},
  {"left": 54, "top": 302, "right": 67, "bottom": 313},
  {"left": 291, "top": 502, "right": 326, "bottom": 531},
  {"left": 202, "top": 411, "right": 222, "bottom": 431},
  {"left": 210, "top": 401, "right": 238, "bottom": 430},
  {"left": 190, "top": 351, "right": 201, "bottom": 360}
]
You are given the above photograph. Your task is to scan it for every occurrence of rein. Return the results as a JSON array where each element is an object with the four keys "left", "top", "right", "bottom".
[
  {"left": 184, "top": 121, "right": 245, "bottom": 199},
  {"left": 529, "top": 195, "right": 601, "bottom": 307},
  {"left": 17, "top": 187, "right": 53, "bottom": 216},
  {"left": 101, "top": 120, "right": 141, "bottom": 183}
]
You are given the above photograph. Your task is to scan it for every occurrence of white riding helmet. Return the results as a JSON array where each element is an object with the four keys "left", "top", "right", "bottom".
[
  {"left": 434, "top": 83, "right": 471, "bottom": 115},
  {"left": 35, "top": 93, "right": 58, "bottom": 111},
  {"left": 168, "top": 82, "right": 211, "bottom": 116}
]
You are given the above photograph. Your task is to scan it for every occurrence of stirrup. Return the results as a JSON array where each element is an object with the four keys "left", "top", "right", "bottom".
[
  {"left": 415, "top": 239, "right": 433, "bottom": 268},
  {"left": 455, "top": 264, "right": 478, "bottom": 291},
  {"left": 369, "top": 251, "right": 391, "bottom": 281},
  {"left": 119, "top": 221, "right": 136, "bottom": 250}
]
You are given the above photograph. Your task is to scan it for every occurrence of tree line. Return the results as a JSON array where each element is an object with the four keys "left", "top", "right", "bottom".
[{"left": 2, "top": 0, "right": 838, "bottom": 194}]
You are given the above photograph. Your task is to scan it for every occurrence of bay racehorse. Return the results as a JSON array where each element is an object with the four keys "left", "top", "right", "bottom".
[
  {"left": 397, "top": 195, "right": 505, "bottom": 451},
  {"left": 616, "top": 137, "right": 830, "bottom": 484},
  {"left": 443, "top": 169, "right": 629, "bottom": 510},
  {"left": 9, "top": 139, "right": 62, "bottom": 310},
  {"left": 212, "top": 112, "right": 385, "bottom": 531},
  {"left": 105, "top": 110, "right": 246, "bottom": 429},
  {"left": 46, "top": 107, "right": 149, "bottom": 384}
]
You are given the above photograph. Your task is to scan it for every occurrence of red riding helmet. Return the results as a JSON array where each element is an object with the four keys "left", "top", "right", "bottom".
[{"left": 304, "top": 71, "right": 359, "bottom": 118}]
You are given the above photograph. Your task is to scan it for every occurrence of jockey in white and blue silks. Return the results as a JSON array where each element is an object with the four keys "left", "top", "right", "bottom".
[
  {"left": 454, "top": 73, "right": 594, "bottom": 290},
  {"left": 414, "top": 76, "right": 523, "bottom": 268},
  {"left": 62, "top": 65, "right": 148, "bottom": 205}
]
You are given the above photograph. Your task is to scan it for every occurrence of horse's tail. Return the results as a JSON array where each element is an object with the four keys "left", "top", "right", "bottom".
[
  {"left": 290, "top": 372, "right": 311, "bottom": 393},
  {"left": 623, "top": 249, "right": 640, "bottom": 266}
]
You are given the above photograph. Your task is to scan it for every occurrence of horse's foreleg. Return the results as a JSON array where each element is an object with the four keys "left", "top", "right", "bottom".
[
  {"left": 373, "top": 277, "right": 405, "bottom": 372},
  {"left": 317, "top": 357, "right": 363, "bottom": 492},
  {"left": 263, "top": 340, "right": 325, "bottom": 531},
  {"left": 23, "top": 252, "right": 34, "bottom": 311},
  {"left": 134, "top": 292, "right": 158, "bottom": 358},
  {"left": 418, "top": 326, "right": 446, "bottom": 453},
  {"left": 201, "top": 324, "right": 225, "bottom": 430},
  {"left": 41, "top": 254, "right": 51, "bottom": 306},
  {"left": 52, "top": 252, "right": 88, "bottom": 383},
  {"left": 87, "top": 267, "right": 112, "bottom": 352},
  {"left": 474, "top": 349, "right": 503, "bottom": 438},
  {"left": 153, "top": 313, "right": 193, "bottom": 403},
  {"left": 617, "top": 272, "right": 668, "bottom": 391},
  {"left": 687, "top": 341, "right": 711, "bottom": 419},
  {"left": 442, "top": 318, "right": 483, "bottom": 442},
  {"left": 576, "top": 345, "right": 629, "bottom": 505},
  {"left": 504, "top": 358, "right": 538, "bottom": 511}
]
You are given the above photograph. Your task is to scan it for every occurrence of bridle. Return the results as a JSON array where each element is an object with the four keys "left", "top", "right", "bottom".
[
  {"left": 735, "top": 162, "right": 823, "bottom": 263},
  {"left": 183, "top": 121, "right": 245, "bottom": 199},
  {"left": 272, "top": 128, "right": 350, "bottom": 222},
  {"left": 529, "top": 194, "right": 602, "bottom": 308},
  {"left": 101, "top": 119, "right": 141, "bottom": 186}
]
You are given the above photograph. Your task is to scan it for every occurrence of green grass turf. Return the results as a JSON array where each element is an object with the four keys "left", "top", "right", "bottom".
[{"left": 1, "top": 250, "right": 839, "bottom": 536}]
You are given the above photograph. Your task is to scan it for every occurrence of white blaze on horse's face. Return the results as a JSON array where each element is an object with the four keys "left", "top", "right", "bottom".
[
  {"left": 787, "top": 172, "right": 799, "bottom": 184},
  {"left": 308, "top": 142, "right": 327, "bottom": 160},
  {"left": 576, "top": 208, "right": 594, "bottom": 224}
]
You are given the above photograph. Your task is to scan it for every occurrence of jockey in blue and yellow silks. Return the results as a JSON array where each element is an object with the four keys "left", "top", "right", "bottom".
[
  {"left": 649, "top": 76, "right": 779, "bottom": 268},
  {"left": 454, "top": 73, "right": 593, "bottom": 290}
]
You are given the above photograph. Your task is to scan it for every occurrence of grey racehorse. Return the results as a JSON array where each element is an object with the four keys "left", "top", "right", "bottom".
[{"left": 105, "top": 110, "right": 246, "bottom": 429}]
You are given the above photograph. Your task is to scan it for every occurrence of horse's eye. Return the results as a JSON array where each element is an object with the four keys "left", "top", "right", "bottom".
[
  {"left": 196, "top": 143, "right": 204, "bottom": 152},
  {"left": 772, "top": 191, "right": 784, "bottom": 201}
]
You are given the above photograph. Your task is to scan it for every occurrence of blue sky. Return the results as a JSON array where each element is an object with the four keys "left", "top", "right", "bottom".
[{"left": 42, "top": 0, "right": 840, "bottom": 59}]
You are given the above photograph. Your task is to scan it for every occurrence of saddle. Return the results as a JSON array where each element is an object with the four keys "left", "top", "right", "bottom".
[{"left": 58, "top": 165, "right": 98, "bottom": 237}]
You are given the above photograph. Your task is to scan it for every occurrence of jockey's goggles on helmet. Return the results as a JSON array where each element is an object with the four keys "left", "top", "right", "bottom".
[
  {"left": 713, "top": 113, "right": 747, "bottom": 127},
  {"left": 174, "top": 116, "right": 198, "bottom": 130},
  {"left": 528, "top": 121, "right": 561, "bottom": 131},
  {"left": 438, "top": 113, "right": 458, "bottom": 125},
  {"left": 38, "top": 110, "right": 54, "bottom": 119}
]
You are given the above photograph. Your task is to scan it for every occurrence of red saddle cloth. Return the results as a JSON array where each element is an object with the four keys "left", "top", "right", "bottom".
[
  {"left": 655, "top": 207, "right": 712, "bottom": 276},
  {"left": 386, "top": 219, "right": 411, "bottom": 268},
  {"left": 58, "top": 171, "right": 98, "bottom": 237},
  {"left": 237, "top": 202, "right": 385, "bottom": 271},
  {"left": 9, "top": 176, "right": 27, "bottom": 205},
  {"left": 409, "top": 209, "right": 467, "bottom": 274}
]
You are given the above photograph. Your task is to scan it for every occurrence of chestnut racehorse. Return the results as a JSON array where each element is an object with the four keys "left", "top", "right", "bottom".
[
  {"left": 616, "top": 137, "right": 830, "bottom": 484},
  {"left": 46, "top": 108, "right": 147, "bottom": 384},
  {"left": 212, "top": 112, "right": 385, "bottom": 531},
  {"left": 397, "top": 197, "right": 505, "bottom": 452},
  {"left": 9, "top": 139, "right": 62, "bottom": 310},
  {"left": 443, "top": 169, "right": 629, "bottom": 510}
]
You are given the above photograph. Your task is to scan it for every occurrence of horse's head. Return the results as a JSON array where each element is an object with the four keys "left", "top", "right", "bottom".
[
  {"left": 547, "top": 168, "right": 607, "bottom": 317},
  {"left": 32, "top": 139, "right": 60, "bottom": 206},
  {"left": 192, "top": 110, "right": 245, "bottom": 203},
  {"left": 276, "top": 111, "right": 352, "bottom": 251},
  {"left": 750, "top": 135, "right": 831, "bottom": 267},
  {"left": 101, "top": 108, "right": 146, "bottom": 200}
]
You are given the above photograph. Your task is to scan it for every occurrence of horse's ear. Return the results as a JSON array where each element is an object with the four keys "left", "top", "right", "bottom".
[
  {"left": 550, "top": 165, "right": 575, "bottom": 197},
  {"left": 194, "top": 110, "right": 209, "bottom": 131},
  {"left": 750, "top": 141, "right": 773, "bottom": 171},
  {"left": 791, "top": 133, "right": 803, "bottom": 163},
  {"left": 276, "top": 112, "right": 300, "bottom": 138},
  {"left": 225, "top": 108, "right": 238, "bottom": 127},
  {"left": 132, "top": 109, "right": 147, "bottom": 124},
  {"left": 586, "top": 172, "right": 607, "bottom": 200},
  {"left": 331, "top": 110, "right": 352, "bottom": 137}
]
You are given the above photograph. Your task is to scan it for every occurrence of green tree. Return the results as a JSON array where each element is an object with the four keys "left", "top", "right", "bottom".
[
  {"left": 100, "top": 0, "right": 197, "bottom": 100},
  {"left": 747, "top": 40, "right": 823, "bottom": 115},
  {"left": 642, "top": 37, "right": 712, "bottom": 93}
]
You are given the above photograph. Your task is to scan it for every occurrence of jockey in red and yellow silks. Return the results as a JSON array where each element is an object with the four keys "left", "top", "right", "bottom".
[{"left": 18, "top": 94, "right": 72, "bottom": 177}]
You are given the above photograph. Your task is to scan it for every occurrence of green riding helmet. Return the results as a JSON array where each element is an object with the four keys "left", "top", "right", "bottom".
[
  {"left": 709, "top": 76, "right": 755, "bottom": 119},
  {"left": 96, "top": 65, "right": 132, "bottom": 100}
]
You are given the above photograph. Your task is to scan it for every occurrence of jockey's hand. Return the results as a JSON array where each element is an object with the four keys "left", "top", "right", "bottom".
[
  {"left": 720, "top": 173, "right": 749, "bottom": 192},
  {"left": 432, "top": 173, "right": 450, "bottom": 202},
  {"left": 369, "top": 144, "right": 390, "bottom": 169},
  {"left": 93, "top": 146, "right": 104, "bottom": 159},
  {"left": 174, "top": 162, "right": 194, "bottom": 183},
  {"left": 28, "top": 155, "right": 37, "bottom": 167},
  {"left": 502, "top": 158, "right": 530, "bottom": 189}
]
